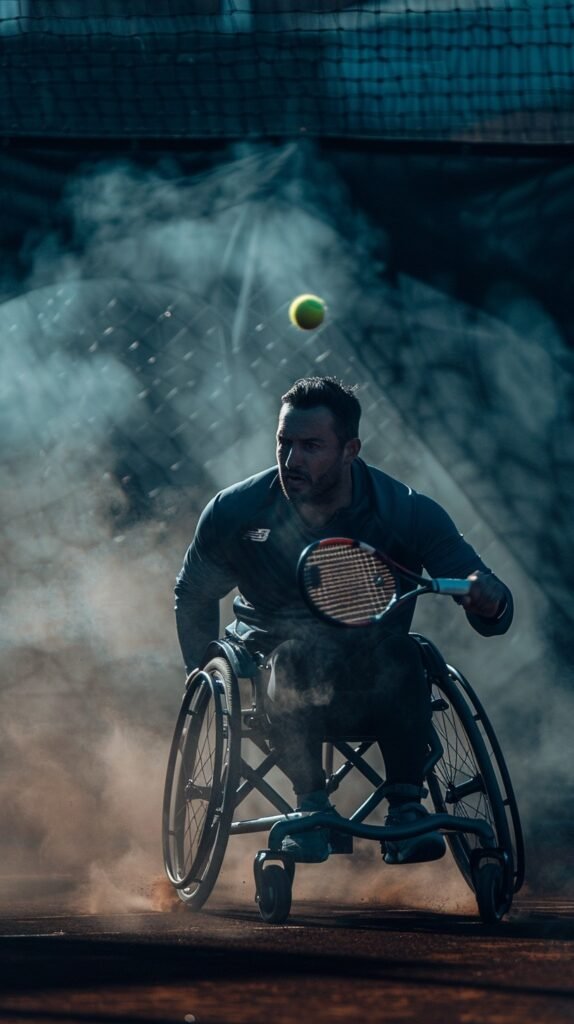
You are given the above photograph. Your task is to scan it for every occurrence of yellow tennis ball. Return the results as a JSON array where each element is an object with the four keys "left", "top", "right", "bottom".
[{"left": 289, "top": 294, "right": 326, "bottom": 330}]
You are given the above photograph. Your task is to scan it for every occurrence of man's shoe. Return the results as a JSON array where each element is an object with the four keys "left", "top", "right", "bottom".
[
  {"left": 382, "top": 801, "right": 446, "bottom": 865},
  {"left": 280, "top": 790, "right": 336, "bottom": 864}
]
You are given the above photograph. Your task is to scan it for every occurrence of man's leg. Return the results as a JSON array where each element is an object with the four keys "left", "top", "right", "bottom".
[
  {"left": 368, "top": 634, "right": 445, "bottom": 864},
  {"left": 265, "top": 638, "right": 336, "bottom": 862},
  {"left": 369, "top": 633, "right": 431, "bottom": 789},
  {"left": 265, "top": 638, "right": 327, "bottom": 795},
  {"left": 324, "top": 632, "right": 445, "bottom": 864}
]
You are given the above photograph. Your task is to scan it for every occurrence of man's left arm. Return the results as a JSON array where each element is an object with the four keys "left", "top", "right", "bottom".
[{"left": 414, "top": 494, "right": 513, "bottom": 637}]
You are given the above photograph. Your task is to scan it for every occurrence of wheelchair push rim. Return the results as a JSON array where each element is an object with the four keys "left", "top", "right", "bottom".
[
  {"left": 448, "top": 664, "right": 525, "bottom": 894},
  {"left": 426, "top": 666, "right": 521, "bottom": 914},
  {"left": 162, "top": 658, "right": 241, "bottom": 908}
]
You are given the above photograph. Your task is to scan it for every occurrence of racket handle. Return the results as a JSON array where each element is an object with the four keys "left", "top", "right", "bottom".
[{"left": 433, "top": 578, "right": 472, "bottom": 596}]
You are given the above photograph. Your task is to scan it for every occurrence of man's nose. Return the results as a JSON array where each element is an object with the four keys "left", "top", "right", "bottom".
[{"left": 284, "top": 445, "right": 301, "bottom": 469}]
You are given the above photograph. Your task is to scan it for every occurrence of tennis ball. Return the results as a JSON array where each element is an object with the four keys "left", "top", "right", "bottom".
[{"left": 289, "top": 294, "right": 326, "bottom": 330}]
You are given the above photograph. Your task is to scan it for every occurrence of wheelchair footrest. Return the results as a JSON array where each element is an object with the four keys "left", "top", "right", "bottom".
[{"left": 329, "top": 830, "right": 354, "bottom": 855}]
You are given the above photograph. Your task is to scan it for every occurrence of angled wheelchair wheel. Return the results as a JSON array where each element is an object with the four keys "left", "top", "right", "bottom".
[
  {"left": 257, "top": 865, "right": 292, "bottom": 924},
  {"left": 474, "top": 861, "right": 507, "bottom": 925},
  {"left": 425, "top": 665, "right": 524, "bottom": 917},
  {"left": 162, "top": 656, "right": 241, "bottom": 910}
]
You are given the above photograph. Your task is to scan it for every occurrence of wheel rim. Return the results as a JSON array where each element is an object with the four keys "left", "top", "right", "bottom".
[
  {"left": 163, "top": 674, "right": 225, "bottom": 890},
  {"left": 427, "top": 673, "right": 513, "bottom": 893},
  {"left": 450, "top": 666, "right": 525, "bottom": 894},
  {"left": 163, "top": 658, "right": 242, "bottom": 910}
]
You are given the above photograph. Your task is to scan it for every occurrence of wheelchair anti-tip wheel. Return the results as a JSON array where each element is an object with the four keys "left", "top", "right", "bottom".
[
  {"left": 257, "top": 864, "right": 292, "bottom": 924},
  {"left": 425, "top": 662, "right": 524, "bottom": 922},
  {"left": 162, "top": 657, "right": 241, "bottom": 910}
]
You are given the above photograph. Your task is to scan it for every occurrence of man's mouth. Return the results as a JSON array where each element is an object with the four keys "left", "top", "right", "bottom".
[
  {"left": 283, "top": 472, "right": 310, "bottom": 491},
  {"left": 285, "top": 472, "right": 308, "bottom": 483}
]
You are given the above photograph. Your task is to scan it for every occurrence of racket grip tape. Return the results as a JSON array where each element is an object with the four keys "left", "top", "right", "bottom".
[{"left": 433, "top": 578, "right": 472, "bottom": 596}]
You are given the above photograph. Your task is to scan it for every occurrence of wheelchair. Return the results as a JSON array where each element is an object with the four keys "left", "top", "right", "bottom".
[{"left": 162, "top": 621, "right": 525, "bottom": 925}]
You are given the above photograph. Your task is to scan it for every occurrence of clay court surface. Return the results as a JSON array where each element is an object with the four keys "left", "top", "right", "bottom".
[{"left": 0, "top": 870, "right": 572, "bottom": 1024}]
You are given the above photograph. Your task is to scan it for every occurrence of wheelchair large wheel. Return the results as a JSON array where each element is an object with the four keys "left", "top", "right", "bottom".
[
  {"left": 162, "top": 656, "right": 241, "bottom": 910},
  {"left": 425, "top": 665, "right": 524, "bottom": 916}
]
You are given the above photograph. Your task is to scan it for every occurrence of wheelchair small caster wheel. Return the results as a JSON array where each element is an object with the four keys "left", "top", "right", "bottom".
[
  {"left": 257, "top": 865, "right": 292, "bottom": 924},
  {"left": 474, "top": 862, "right": 509, "bottom": 924}
]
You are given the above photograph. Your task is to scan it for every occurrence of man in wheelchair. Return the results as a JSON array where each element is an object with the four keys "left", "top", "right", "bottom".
[{"left": 175, "top": 376, "right": 512, "bottom": 865}]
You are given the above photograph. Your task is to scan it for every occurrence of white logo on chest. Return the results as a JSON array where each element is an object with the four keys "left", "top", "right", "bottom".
[{"left": 243, "top": 528, "right": 270, "bottom": 542}]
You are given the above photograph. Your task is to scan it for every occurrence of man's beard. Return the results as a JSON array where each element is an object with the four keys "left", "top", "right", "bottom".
[{"left": 280, "top": 467, "right": 343, "bottom": 507}]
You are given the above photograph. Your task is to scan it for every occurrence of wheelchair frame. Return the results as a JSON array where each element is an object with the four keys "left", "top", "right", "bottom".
[{"left": 162, "top": 626, "right": 524, "bottom": 925}]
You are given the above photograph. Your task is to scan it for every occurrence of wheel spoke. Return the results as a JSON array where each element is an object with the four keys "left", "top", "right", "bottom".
[
  {"left": 445, "top": 774, "right": 483, "bottom": 802},
  {"left": 426, "top": 671, "right": 514, "bottom": 899},
  {"left": 162, "top": 659, "right": 241, "bottom": 908}
]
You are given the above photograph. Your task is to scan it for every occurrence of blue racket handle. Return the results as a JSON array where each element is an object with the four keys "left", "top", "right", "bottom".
[{"left": 432, "top": 578, "right": 472, "bottom": 596}]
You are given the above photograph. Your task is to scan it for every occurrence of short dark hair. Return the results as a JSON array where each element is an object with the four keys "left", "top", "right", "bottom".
[{"left": 280, "top": 376, "right": 361, "bottom": 443}]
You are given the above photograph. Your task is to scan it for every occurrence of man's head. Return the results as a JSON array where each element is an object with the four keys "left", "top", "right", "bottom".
[{"left": 276, "top": 376, "right": 361, "bottom": 507}]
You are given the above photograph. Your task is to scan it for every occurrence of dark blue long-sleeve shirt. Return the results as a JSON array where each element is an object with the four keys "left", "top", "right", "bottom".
[{"left": 175, "top": 458, "right": 513, "bottom": 672}]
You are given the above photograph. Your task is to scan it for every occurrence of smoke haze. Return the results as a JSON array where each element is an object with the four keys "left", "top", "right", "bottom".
[{"left": 1, "top": 141, "right": 572, "bottom": 917}]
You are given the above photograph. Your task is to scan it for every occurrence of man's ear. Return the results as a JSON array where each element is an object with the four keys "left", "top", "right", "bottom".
[{"left": 344, "top": 437, "right": 361, "bottom": 464}]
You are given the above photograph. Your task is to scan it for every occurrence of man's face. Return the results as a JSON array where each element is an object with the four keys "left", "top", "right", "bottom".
[{"left": 276, "top": 403, "right": 357, "bottom": 505}]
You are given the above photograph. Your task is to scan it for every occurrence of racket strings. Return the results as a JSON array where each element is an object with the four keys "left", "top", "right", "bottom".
[{"left": 303, "top": 543, "right": 398, "bottom": 626}]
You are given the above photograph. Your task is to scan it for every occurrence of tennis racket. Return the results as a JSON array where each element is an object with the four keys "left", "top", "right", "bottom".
[{"left": 297, "top": 537, "right": 472, "bottom": 627}]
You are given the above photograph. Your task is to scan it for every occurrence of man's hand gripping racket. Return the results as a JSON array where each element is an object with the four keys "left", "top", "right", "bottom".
[{"left": 297, "top": 537, "right": 472, "bottom": 627}]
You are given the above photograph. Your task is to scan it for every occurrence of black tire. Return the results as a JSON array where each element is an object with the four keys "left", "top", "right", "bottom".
[
  {"left": 474, "top": 862, "right": 508, "bottom": 924},
  {"left": 257, "top": 865, "right": 292, "bottom": 924},
  {"left": 425, "top": 668, "right": 515, "bottom": 903},
  {"left": 162, "top": 657, "right": 241, "bottom": 910},
  {"left": 449, "top": 665, "right": 525, "bottom": 894}
]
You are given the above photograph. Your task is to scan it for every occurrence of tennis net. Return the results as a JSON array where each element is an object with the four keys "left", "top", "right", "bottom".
[{"left": 0, "top": 1, "right": 573, "bottom": 144}]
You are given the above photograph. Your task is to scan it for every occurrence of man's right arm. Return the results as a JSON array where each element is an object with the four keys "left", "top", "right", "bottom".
[{"left": 174, "top": 496, "right": 238, "bottom": 674}]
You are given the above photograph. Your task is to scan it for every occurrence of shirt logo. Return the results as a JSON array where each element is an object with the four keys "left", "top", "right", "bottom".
[{"left": 243, "top": 528, "right": 270, "bottom": 542}]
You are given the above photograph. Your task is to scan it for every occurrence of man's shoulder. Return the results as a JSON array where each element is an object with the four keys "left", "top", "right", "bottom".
[
  {"left": 361, "top": 462, "right": 457, "bottom": 565},
  {"left": 361, "top": 460, "right": 415, "bottom": 505},
  {"left": 216, "top": 466, "right": 278, "bottom": 501},
  {"left": 364, "top": 460, "right": 451, "bottom": 524},
  {"left": 210, "top": 467, "right": 279, "bottom": 522}
]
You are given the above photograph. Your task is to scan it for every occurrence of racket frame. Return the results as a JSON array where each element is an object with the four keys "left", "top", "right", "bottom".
[{"left": 297, "top": 537, "right": 471, "bottom": 628}]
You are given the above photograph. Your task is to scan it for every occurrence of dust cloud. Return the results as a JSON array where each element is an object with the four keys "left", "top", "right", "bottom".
[{"left": 0, "top": 141, "right": 571, "bottom": 921}]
